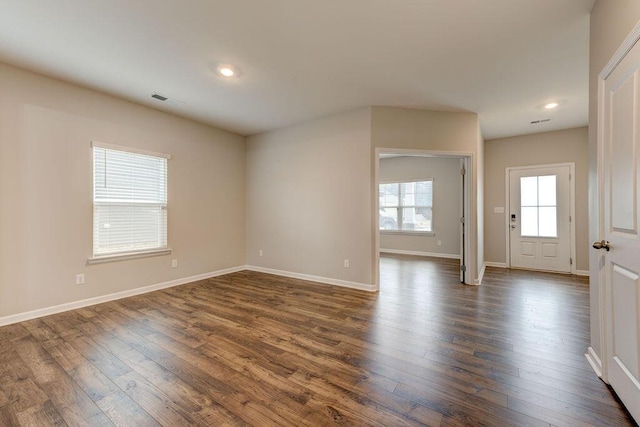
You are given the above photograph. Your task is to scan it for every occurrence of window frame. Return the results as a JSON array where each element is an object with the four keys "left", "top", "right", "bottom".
[
  {"left": 379, "top": 178, "right": 435, "bottom": 235},
  {"left": 88, "top": 141, "right": 172, "bottom": 264}
]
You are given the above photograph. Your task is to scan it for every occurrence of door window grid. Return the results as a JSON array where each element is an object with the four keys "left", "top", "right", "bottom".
[{"left": 520, "top": 175, "right": 557, "bottom": 237}]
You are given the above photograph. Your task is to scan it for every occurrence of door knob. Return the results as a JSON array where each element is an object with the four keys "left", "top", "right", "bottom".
[{"left": 592, "top": 240, "right": 611, "bottom": 251}]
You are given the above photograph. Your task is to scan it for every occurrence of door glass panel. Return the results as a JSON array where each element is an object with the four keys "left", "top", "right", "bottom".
[
  {"left": 538, "top": 175, "right": 557, "bottom": 206},
  {"left": 521, "top": 207, "right": 538, "bottom": 236},
  {"left": 520, "top": 175, "right": 558, "bottom": 237},
  {"left": 520, "top": 177, "right": 538, "bottom": 206},
  {"left": 539, "top": 207, "right": 557, "bottom": 237}
]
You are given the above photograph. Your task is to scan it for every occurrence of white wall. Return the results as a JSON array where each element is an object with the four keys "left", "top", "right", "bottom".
[
  {"left": 379, "top": 156, "right": 461, "bottom": 257},
  {"left": 0, "top": 63, "right": 246, "bottom": 319},
  {"left": 588, "top": 0, "right": 640, "bottom": 368},
  {"left": 245, "top": 108, "right": 373, "bottom": 288},
  {"left": 484, "top": 127, "right": 589, "bottom": 270},
  {"left": 371, "top": 107, "right": 482, "bottom": 283}
]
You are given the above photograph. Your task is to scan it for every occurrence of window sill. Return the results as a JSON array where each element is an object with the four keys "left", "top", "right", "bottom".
[
  {"left": 380, "top": 231, "right": 435, "bottom": 237},
  {"left": 87, "top": 248, "right": 172, "bottom": 265}
]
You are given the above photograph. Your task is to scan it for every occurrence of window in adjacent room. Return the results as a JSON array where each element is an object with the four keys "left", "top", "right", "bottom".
[
  {"left": 379, "top": 179, "right": 433, "bottom": 232},
  {"left": 91, "top": 142, "right": 170, "bottom": 260}
]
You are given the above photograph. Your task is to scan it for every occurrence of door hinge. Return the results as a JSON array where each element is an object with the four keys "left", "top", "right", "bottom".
[
  {"left": 460, "top": 217, "right": 465, "bottom": 224},
  {"left": 570, "top": 257, "right": 573, "bottom": 265},
  {"left": 460, "top": 265, "right": 467, "bottom": 272},
  {"left": 569, "top": 215, "right": 572, "bottom": 223},
  {"left": 461, "top": 168, "right": 466, "bottom": 176}
]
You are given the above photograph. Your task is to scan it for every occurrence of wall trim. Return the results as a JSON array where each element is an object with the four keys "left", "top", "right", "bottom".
[
  {"left": 599, "top": 20, "right": 640, "bottom": 80},
  {"left": 585, "top": 346, "right": 604, "bottom": 379},
  {"left": 575, "top": 270, "right": 589, "bottom": 277},
  {"left": 246, "top": 265, "right": 376, "bottom": 292},
  {"left": 0, "top": 266, "right": 245, "bottom": 327},
  {"left": 484, "top": 261, "right": 507, "bottom": 268},
  {"left": 380, "top": 249, "right": 461, "bottom": 259},
  {"left": 474, "top": 262, "right": 487, "bottom": 286}
]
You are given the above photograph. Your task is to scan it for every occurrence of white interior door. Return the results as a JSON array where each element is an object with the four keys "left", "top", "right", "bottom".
[
  {"left": 509, "top": 165, "right": 572, "bottom": 273},
  {"left": 598, "top": 29, "right": 640, "bottom": 423}
]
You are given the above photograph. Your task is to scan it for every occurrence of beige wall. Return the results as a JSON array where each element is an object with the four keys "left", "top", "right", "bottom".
[
  {"left": 0, "top": 63, "right": 246, "bottom": 318},
  {"left": 588, "top": 0, "right": 640, "bottom": 365},
  {"left": 246, "top": 106, "right": 482, "bottom": 288},
  {"left": 245, "top": 108, "right": 373, "bottom": 286},
  {"left": 484, "top": 127, "right": 589, "bottom": 270},
  {"left": 379, "top": 156, "right": 461, "bottom": 256},
  {"left": 371, "top": 107, "right": 482, "bottom": 282}
]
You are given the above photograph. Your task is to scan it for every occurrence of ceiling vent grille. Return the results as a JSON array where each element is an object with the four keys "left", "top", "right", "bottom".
[
  {"left": 530, "top": 118, "right": 551, "bottom": 125},
  {"left": 151, "top": 93, "right": 168, "bottom": 101}
]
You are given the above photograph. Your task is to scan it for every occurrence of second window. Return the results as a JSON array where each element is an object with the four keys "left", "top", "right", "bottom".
[{"left": 379, "top": 180, "right": 433, "bottom": 232}]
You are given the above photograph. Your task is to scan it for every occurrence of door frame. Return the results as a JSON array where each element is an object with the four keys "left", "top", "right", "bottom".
[
  {"left": 504, "top": 162, "right": 577, "bottom": 274},
  {"left": 589, "top": 20, "right": 640, "bottom": 386},
  {"left": 374, "top": 148, "right": 473, "bottom": 288}
]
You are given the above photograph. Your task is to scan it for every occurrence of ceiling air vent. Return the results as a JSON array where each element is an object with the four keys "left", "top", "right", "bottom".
[
  {"left": 530, "top": 118, "right": 551, "bottom": 125},
  {"left": 151, "top": 93, "right": 168, "bottom": 101}
]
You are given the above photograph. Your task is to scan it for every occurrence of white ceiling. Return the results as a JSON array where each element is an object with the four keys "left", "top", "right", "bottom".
[{"left": 0, "top": 0, "right": 594, "bottom": 139}]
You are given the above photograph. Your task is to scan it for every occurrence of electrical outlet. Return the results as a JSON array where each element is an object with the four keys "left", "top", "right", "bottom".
[
  {"left": 76, "top": 274, "right": 85, "bottom": 285},
  {"left": 437, "top": 240, "right": 442, "bottom": 246},
  {"left": 171, "top": 259, "right": 178, "bottom": 268},
  {"left": 259, "top": 249, "right": 263, "bottom": 257},
  {"left": 344, "top": 259, "right": 350, "bottom": 268}
]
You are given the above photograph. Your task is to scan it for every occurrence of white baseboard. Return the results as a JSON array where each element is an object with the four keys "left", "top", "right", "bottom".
[
  {"left": 474, "top": 262, "right": 487, "bottom": 286},
  {"left": 246, "top": 265, "right": 376, "bottom": 292},
  {"left": 585, "top": 346, "right": 603, "bottom": 379},
  {"left": 380, "top": 249, "right": 461, "bottom": 260},
  {"left": 575, "top": 270, "right": 590, "bottom": 277},
  {"left": 484, "top": 261, "right": 507, "bottom": 268},
  {"left": 0, "top": 265, "right": 245, "bottom": 327}
]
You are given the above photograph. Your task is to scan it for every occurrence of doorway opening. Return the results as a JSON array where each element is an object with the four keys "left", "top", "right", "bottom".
[{"left": 374, "top": 149, "right": 472, "bottom": 289}]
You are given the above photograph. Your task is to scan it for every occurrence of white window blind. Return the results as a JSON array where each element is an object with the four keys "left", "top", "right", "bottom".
[{"left": 92, "top": 143, "right": 169, "bottom": 258}]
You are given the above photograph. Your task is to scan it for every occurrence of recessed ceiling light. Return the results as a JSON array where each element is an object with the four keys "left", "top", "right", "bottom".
[
  {"left": 544, "top": 102, "right": 559, "bottom": 109},
  {"left": 217, "top": 64, "right": 237, "bottom": 78}
]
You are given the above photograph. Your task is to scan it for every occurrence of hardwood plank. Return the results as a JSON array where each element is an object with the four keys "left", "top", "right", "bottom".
[
  {"left": 14, "top": 338, "right": 112, "bottom": 426},
  {"left": 14, "top": 401, "right": 67, "bottom": 427},
  {"left": 112, "top": 370, "right": 195, "bottom": 425},
  {"left": 95, "top": 390, "right": 160, "bottom": 427}
]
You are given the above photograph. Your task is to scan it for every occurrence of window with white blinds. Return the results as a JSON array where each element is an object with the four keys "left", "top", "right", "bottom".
[{"left": 92, "top": 143, "right": 169, "bottom": 258}]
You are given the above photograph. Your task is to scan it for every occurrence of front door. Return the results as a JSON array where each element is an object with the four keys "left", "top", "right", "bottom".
[
  {"left": 598, "top": 25, "right": 640, "bottom": 423},
  {"left": 509, "top": 165, "right": 572, "bottom": 273}
]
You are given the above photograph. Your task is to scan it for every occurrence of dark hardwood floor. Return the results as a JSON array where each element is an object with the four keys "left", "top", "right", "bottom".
[{"left": 0, "top": 255, "right": 635, "bottom": 426}]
